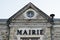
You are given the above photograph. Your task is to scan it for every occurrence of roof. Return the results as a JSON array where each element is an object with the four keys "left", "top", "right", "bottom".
[
  {"left": 54, "top": 19, "right": 60, "bottom": 25},
  {"left": 54, "top": 19, "right": 60, "bottom": 21},
  {"left": 0, "top": 19, "right": 7, "bottom": 25},
  {"left": 0, "top": 19, "right": 7, "bottom": 22},
  {"left": 0, "top": 19, "right": 60, "bottom": 22}
]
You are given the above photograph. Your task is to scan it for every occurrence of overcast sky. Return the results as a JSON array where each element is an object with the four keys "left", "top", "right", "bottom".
[{"left": 0, "top": 0, "right": 60, "bottom": 19}]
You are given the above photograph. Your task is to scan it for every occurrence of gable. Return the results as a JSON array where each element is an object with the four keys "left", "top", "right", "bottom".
[{"left": 7, "top": 2, "right": 50, "bottom": 23}]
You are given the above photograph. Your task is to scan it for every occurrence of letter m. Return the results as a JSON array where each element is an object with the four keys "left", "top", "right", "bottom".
[{"left": 17, "top": 30, "right": 22, "bottom": 35}]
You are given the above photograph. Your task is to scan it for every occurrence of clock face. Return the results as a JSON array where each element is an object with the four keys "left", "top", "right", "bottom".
[{"left": 27, "top": 11, "right": 34, "bottom": 18}]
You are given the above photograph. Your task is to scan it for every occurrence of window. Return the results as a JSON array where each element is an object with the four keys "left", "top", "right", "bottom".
[
  {"left": 31, "top": 38, "right": 39, "bottom": 40},
  {"left": 27, "top": 11, "right": 34, "bottom": 18},
  {"left": 20, "top": 37, "right": 40, "bottom": 40},
  {"left": 21, "top": 38, "right": 29, "bottom": 40},
  {"left": 40, "top": 30, "right": 43, "bottom": 35}
]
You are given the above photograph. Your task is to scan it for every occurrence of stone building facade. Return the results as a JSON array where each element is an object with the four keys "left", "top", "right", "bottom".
[{"left": 0, "top": 2, "right": 60, "bottom": 40}]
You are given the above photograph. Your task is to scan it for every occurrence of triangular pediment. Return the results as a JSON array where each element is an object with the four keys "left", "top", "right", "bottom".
[{"left": 8, "top": 2, "right": 50, "bottom": 23}]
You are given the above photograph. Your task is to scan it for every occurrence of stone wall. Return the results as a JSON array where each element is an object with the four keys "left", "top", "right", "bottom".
[
  {"left": 54, "top": 27, "right": 60, "bottom": 40},
  {"left": 9, "top": 19, "right": 51, "bottom": 40},
  {"left": 0, "top": 23, "right": 8, "bottom": 40},
  {"left": 0, "top": 19, "right": 60, "bottom": 40}
]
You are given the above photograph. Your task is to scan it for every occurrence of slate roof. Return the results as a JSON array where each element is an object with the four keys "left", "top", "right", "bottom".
[
  {"left": 0, "top": 19, "right": 60, "bottom": 22},
  {"left": 54, "top": 19, "right": 60, "bottom": 21},
  {"left": 0, "top": 19, "right": 7, "bottom": 22},
  {"left": 0, "top": 19, "right": 7, "bottom": 24}
]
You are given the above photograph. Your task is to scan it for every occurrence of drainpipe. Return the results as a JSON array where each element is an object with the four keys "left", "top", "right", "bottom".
[{"left": 50, "top": 14, "right": 55, "bottom": 40}]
